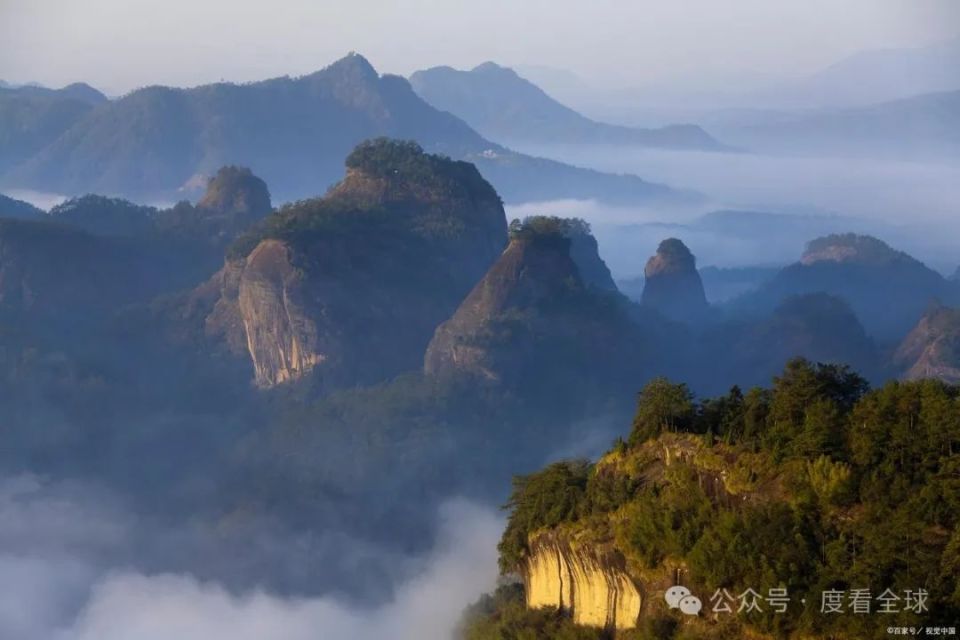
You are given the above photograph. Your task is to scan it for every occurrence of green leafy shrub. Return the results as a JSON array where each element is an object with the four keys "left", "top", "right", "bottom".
[{"left": 498, "top": 460, "right": 591, "bottom": 572}]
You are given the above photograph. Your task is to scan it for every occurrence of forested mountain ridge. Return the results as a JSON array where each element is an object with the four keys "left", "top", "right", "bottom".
[
  {"left": 0, "top": 82, "right": 107, "bottom": 174},
  {"left": 461, "top": 358, "right": 960, "bottom": 639},
  {"left": 0, "top": 54, "right": 695, "bottom": 206}
]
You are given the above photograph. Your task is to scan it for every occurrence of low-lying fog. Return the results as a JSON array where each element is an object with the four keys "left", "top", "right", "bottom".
[
  {"left": 0, "top": 476, "right": 502, "bottom": 640},
  {"left": 507, "top": 145, "right": 960, "bottom": 279}
]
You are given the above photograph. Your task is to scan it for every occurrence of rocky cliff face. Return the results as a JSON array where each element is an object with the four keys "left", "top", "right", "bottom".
[
  {"left": 424, "top": 220, "right": 641, "bottom": 392},
  {"left": 236, "top": 240, "right": 325, "bottom": 386},
  {"left": 894, "top": 303, "right": 960, "bottom": 383},
  {"left": 523, "top": 535, "right": 642, "bottom": 630},
  {"left": 800, "top": 233, "right": 913, "bottom": 266},
  {"left": 424, "top": 229, "right": 580, "bottom": 382},
  {"left": 640, "top": 238, "right": 709, "bottom": 322},
  {"left": 210, "top": 139, "right": 508, "bottom": 388}
]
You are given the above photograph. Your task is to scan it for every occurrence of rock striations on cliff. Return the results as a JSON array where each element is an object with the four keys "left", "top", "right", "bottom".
[
  {"left": 523, "top": 534, "right": 642, "bottom": 630},
  {"left": 206, "top": 138, "right": 508, "bottom": 388}
]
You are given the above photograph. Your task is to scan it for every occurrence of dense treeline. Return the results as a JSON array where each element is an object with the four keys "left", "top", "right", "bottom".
[{"left": 475, "top": 358, "right": 960, "bottom": 639}]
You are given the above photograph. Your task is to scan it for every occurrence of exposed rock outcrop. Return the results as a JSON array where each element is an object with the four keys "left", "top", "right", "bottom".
[
  {"left": 424, "top": 219, "right": 641, "bottom": 391},
  {"left": 210, "top": 139, "right": 508, "bottom": 388},
  {"left": 424, "top": 228, "right": 580, "bottom": 382},
  {"left": 800, "top": 233, "right": 914, "bottom": 266},
  {"left": 640, "top": 238, "right": 709, "bottom": 322},
  {"left": 523, "top": 535, "right": 642, "bottom": 630},
  {"left": 197, "top": 165, "right": 272, "bottom": 222},
  {"left": 894, "top": 303, "right": 960, "bottom": 383},
  {"left": 236, "top": 240, "right": 324, "bottom": 386}
]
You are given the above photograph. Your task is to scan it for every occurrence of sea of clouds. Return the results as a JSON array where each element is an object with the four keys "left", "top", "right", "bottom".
[{"left": 0, "top": 475, "right": 502, "bottom": 640}]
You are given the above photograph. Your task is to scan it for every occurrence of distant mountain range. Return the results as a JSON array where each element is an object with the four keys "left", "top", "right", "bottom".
[
  {"left": 759, "top": 36, "right": 960, "bottom": 109},
  {"left": 409, "top": 62, "right": 727, "bottom": 150},
  {"left": 710, "top": 89, "right": 960, "bottom": 160},
  {"left": 513, "top": 38, "right": 960, "bottom": 147},
  {"left": 0, "top": 54, "right": 696, "bottom": 206},
  {"left": 0, "top": 82, "right": 108, "bottom": 175}
]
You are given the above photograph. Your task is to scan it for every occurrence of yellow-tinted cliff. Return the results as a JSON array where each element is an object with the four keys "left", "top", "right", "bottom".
[{"left": 523, "top": 535, "right": 642, "bottom": 630}]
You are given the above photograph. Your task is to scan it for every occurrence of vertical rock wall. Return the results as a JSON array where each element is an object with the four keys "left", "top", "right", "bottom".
[{"left": 523, "top": 537, "right": 642, "bottom": 630}]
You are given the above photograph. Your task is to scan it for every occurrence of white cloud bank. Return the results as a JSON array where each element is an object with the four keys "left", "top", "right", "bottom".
[{"left": 0, "top": 477, "right": 502, "bottom": 640}]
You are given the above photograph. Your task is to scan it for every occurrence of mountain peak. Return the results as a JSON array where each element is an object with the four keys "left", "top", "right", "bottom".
[
  {"left": 59, "top": 82, "right": 108, "bottom": 104},
  {"left": 471, "top": 61, "right": 516, "bottom": 77},
  {"left": 800, "top": 233, "right": 911, "bottom": 266},
  {"left": 214, "top": 139, "right": 508, "bottom": 389},
  {"left": 424, "top": 214, "right": 639, "bottom": 393},
  {"left": 0, "top": 193, "right": 45, "bottom": 220},
  {"left": 423, "top": 226, "right": 583, "bottom": 382},
  {"left": 329, "top": 138, "right": 498, "bottom": 207},
  {"left": 197, "top": 165, "right": 272, "bottom": 220},
  {"left": 641, "top": 238, "right": 709, "bottom": 322},
  {"left": 322, "top": 51, "right": 379, "bottom": 81},
  {"left": 645, "top": 238, "right": 697, "bottom": 276},
  {"left": 508, "top": 216, "right": 617, "bottom": 292},
  {"left": 409, "top": 61, "right": 727, "bottom": 152}
]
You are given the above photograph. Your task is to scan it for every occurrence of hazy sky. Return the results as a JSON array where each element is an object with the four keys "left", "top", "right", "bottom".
[{"left": 1, "top": 0, "right": 958, "bottom": 94}]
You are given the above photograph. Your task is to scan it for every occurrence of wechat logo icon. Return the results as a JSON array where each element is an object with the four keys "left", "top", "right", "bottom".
[{"left": 665, "top": 585, "right": 702, "bottom": 615}]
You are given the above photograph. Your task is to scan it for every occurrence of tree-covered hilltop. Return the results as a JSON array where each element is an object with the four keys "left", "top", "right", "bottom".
[
  {"left": 343, "top": 138, "right": 496, "bottom": 202},
  {"left": 463, "top": 358, "right": 960, "bottom": 639},
  {"left": 0, "top": 192, "right": 44, "bottom": 220},
  {"left": 227, "top": 138, "right": 505, "bottom": 260}
]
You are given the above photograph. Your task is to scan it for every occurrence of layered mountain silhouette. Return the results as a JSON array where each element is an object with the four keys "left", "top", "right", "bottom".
[
  {"left": 711, "top": 292, "right": 880, "bottom": 388},
  {"left": 409, "top": 62, "right": 726, "bottom": 150},
  {"left": 717, "top": 89, "right": 960, "bottom": 159},
  {"left": 0, "top": 54, "right": 694, "bottom": 206},
  {"left": 759, "top": 36, "right": 960, "bottom": 108},
  {"left": 0, "top": 82, "right": 107, "bottom": 174},
  {"left": 736, "top": 233, "right": 957, "bottom": 341}
]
